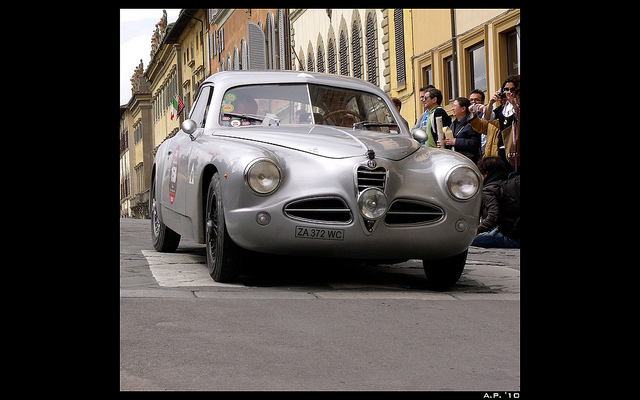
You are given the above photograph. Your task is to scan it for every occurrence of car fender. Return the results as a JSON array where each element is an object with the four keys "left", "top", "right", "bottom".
[{"left": 184, "top": 135, "right": 283, "bottom": 244}]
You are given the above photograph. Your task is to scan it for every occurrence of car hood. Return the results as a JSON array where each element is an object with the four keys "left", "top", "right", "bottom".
[{"left": 214, "top": 125, "right": 421, "bottom": 160}]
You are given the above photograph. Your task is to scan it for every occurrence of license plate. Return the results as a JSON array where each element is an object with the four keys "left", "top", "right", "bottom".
[{"left": 295, "top": 226, "right": 344, "bottom": 241}]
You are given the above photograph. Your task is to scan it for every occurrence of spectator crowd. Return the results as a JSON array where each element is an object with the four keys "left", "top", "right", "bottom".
[{"left": 396, "top": 75, "right": 521, "bottom": 248}]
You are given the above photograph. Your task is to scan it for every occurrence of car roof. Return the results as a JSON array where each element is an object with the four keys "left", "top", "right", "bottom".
[{"left": 202, "top": 70, "right": 384, "bottom": 93}]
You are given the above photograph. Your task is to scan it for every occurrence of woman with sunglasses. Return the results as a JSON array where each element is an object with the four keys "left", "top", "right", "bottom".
[
  {"left": 483, "top": 75, "right": 520, "bottom": 128},
  {"left": 468, "top": 75, "right": 520, "bottom": 173}
]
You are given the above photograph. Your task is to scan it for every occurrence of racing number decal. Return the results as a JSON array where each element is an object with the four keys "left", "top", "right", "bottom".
[{"left": 168, "top": 145, "right": 180, "bottom": 203}]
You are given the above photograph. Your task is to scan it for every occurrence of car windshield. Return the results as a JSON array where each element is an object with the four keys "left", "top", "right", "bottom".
[{"left": 219, "top": 83, "right": 400, "bottom": 133}]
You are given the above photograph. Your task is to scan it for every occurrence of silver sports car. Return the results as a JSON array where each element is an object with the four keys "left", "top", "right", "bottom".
[{"left": 150, "top": 71, "right": 482, "bottom": 286}]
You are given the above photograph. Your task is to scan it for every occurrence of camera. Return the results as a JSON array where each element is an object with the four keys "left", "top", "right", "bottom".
[{"left": 499, "top": 91, "right": 507, "bottom": 99}]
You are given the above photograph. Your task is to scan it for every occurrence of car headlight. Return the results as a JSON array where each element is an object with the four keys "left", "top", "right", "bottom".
[
  {"left": 446, "top": 166, "right": 480, "bottom": 201},
  {"left": 245, "top": 158, "right": 282, "bottom": 195},
  {"left": 357, "top": 188, "right": 388, "bottom": 219}
]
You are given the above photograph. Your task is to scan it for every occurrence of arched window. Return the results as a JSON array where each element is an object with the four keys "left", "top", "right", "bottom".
[
  {"left": 298, "top": 48, "right": 305, "bottom": 71},
  {"left": 307, "top": 42, "right": 315, "bottom": 72},
  {"left": 394, "top": 9, "right": 406, "bottom": 86},
  {"left": 339, "top": 30, "right": 349, "bottom": 76},
  {"left": 241, "top": 39, "right": 248, "bottom": 70},
  {"left": 233, "top": 46, "right": 239, "bottom": 70},
  {"left": 366, "top": 12, "right": 378, "bottom": 86},
  {"left": 317, "top": 45, "right": 325, "bottom": 73},
  {"left": 352, "top": 20, "right": 363, "bottom": 79},
  {"left": 327, "top": 38, "right": 336, "bottom": 74}
]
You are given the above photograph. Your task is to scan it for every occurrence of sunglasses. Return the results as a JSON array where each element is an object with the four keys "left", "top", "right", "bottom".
[{"left": 502, "top": 87, "right": 517, "bottom": 92}]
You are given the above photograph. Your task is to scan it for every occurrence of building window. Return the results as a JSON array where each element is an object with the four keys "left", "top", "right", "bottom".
[
  {"left": 468, "top": 42, "right": 487, "bottom": 92},
  {"left": 366, "top": 12, "right": 377, "bottom": 86},
  {"left": 133, "top": 123, "right": 142, "bottom": 145},
  {"left": 317, "top": 45, "right": 325, "bottom": 73},
  {"left": 327, "top": 38, "right": 336, "bottom": 74},
  {"left": 506, "top": 30, "right": 519, "bottom": 76},
  {"left": 241, "top": 39, "right": 248, "bottom": 70},
  {"left": 233, "top": 46, "right": 239, "bottom": 70},
  {"left": 339, "top": 30, "right": 349, "bottom": 76},
  {"left": 423, "top": 65, "right": 432, "bottom": 87},
  {"left": 394, "top": 9, "right": 406, "bottom": 87},
  {"left": 214, "top": 31, "right": 218, "bottom": 56},
  {"left": 307, "top": 44, "right": 315, "bottom": 72},
  {"left": 444, "top": 56, "right": 457, "bottom": 101},
  {"left": 352, "top": 20, "right": 362, "bottom": 79}
]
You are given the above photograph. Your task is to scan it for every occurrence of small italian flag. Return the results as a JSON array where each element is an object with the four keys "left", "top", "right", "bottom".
[{"left": 171, "top": 96, "right": 185, "bottom": 120}]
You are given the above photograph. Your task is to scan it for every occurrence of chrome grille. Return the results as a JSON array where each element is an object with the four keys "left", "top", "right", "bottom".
[
  {"left": 384, "top": 200, "right": 445, "bottom": 225},
  {"left": 356, "top": 166, "right": 386, "bottom": 192},
  {"left": 284, "top": 197, "right": 353, "bottom": 224}
]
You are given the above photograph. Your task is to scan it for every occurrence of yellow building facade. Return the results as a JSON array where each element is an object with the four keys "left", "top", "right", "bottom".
[
  {"left": 145, "top": 12, "right": 181, "bottom": 155},
  {"left": 170, "top": 9, "right": 209, "bottom": 120},
  {"left": 389, "top": 8, "right": 520, "bottom": 127}
]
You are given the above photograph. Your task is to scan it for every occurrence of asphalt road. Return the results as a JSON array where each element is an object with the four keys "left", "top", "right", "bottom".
[{"left": 120, "top": 218, "right": 520, "bottom": 391}]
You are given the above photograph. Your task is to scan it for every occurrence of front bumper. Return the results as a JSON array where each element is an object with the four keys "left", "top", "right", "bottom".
[{"left": 223, "top": 148, "right": 481, "bottom": 261}]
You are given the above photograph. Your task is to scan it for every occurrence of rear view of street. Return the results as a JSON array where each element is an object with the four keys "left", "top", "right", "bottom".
[{"left": 120, "top": 218, "right": 519, "bottom": 391}]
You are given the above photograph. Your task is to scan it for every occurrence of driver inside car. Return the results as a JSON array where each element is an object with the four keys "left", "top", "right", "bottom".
[{"left": 337, "top": 113, "right": 358, "bottom": 127}]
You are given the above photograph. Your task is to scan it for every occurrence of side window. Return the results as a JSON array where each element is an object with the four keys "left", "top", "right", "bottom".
[{"left": 189, "top": 86, "right": 213, "bottom": 128}]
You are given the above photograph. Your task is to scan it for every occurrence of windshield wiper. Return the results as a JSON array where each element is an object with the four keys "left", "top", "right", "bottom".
[
  {"left": 223, "top": 112, "right": 280, "bottom": 126},
  {"left": 352, "top": 121, "right": 399, "bottom": 129}
]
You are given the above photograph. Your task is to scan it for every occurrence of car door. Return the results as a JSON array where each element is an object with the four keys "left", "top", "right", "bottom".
[{"left": 164, "top": 85, "right": 214, "bottom": 216}]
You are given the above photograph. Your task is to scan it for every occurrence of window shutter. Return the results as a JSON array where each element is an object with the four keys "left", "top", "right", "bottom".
[
  {"left": 339, "top": 31, "right": 349, "bottom": 76},
  {"left": 278, "top": 10, "right": 286, "bottom": 70},
  {"left": 366, "top": 13, "right": 377, "bottom": 86},
  {"left": 266, "top": 12, "right": 276, "bottom": 69},
  {"left": 352, "top": 21, "right": 362, "bottom": 79},
  {"left": 394, "top": 9, "right": 406, "bottom": 86},
  {"left": 307, "top": 48, "right": 314, "bottom": 72},
  {"left": 247, "top": 22, "right": 267, "bottom": 70},
  {"left": 317, "top": 46, "right": 325, "bottom": 73},
  {"left": 328, "top": 39, "right": 336, "bottom": 74},
  {"left": 241, "top": 39, "right": 248, "bottom": 70}
]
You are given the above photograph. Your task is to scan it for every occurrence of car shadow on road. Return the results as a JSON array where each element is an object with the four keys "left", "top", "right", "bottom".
[
  {"left": 240, "top": 253, "right": 494, "bottom": 293},
  {"left": 172, "top": 242, "right": 495, "bottom": 293}
]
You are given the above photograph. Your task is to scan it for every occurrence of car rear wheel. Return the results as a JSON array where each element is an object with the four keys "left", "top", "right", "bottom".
[
  {"left": 422, "top": 250, "right": 468, "bottom": 288},
  {"left": 205, "top": 172, "right": 244, "bottom": 282},
  {"left": 150, "top": 176, "right": 181, "bottom": 252}
]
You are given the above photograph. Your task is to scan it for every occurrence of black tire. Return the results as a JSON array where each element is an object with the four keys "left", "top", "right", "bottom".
[
  {"left": 422, "top": 250, "right": 468, "bottom": 288},
  {"left": 150, "top": 176, "right": 181, "bottom": 252},
  {"left": 205, "top": 172, "right": 244, "bottom": 282}
]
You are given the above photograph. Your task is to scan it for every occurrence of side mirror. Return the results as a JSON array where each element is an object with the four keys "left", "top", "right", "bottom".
[
  {"left": 411, "top": 128, "right": 427, "bottom": 143},
  {"left": 181, "top": 119, "right": 197, "bottom": 135}
]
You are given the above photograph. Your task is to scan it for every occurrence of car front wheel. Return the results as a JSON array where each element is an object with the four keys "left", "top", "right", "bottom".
[
  {"left": 205, "top": 172, "right": 244, "bottom": 282},
  {"left": 422, "top": 250, "right": 468, "bottom": 288}
]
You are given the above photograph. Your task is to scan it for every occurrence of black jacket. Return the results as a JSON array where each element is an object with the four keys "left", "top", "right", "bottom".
[
  {"left": 477, "top": 169, "right": 508, "bottom": 234},
  {"left": 447, "top": 114, "right": 481, "bottom": 162}
]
